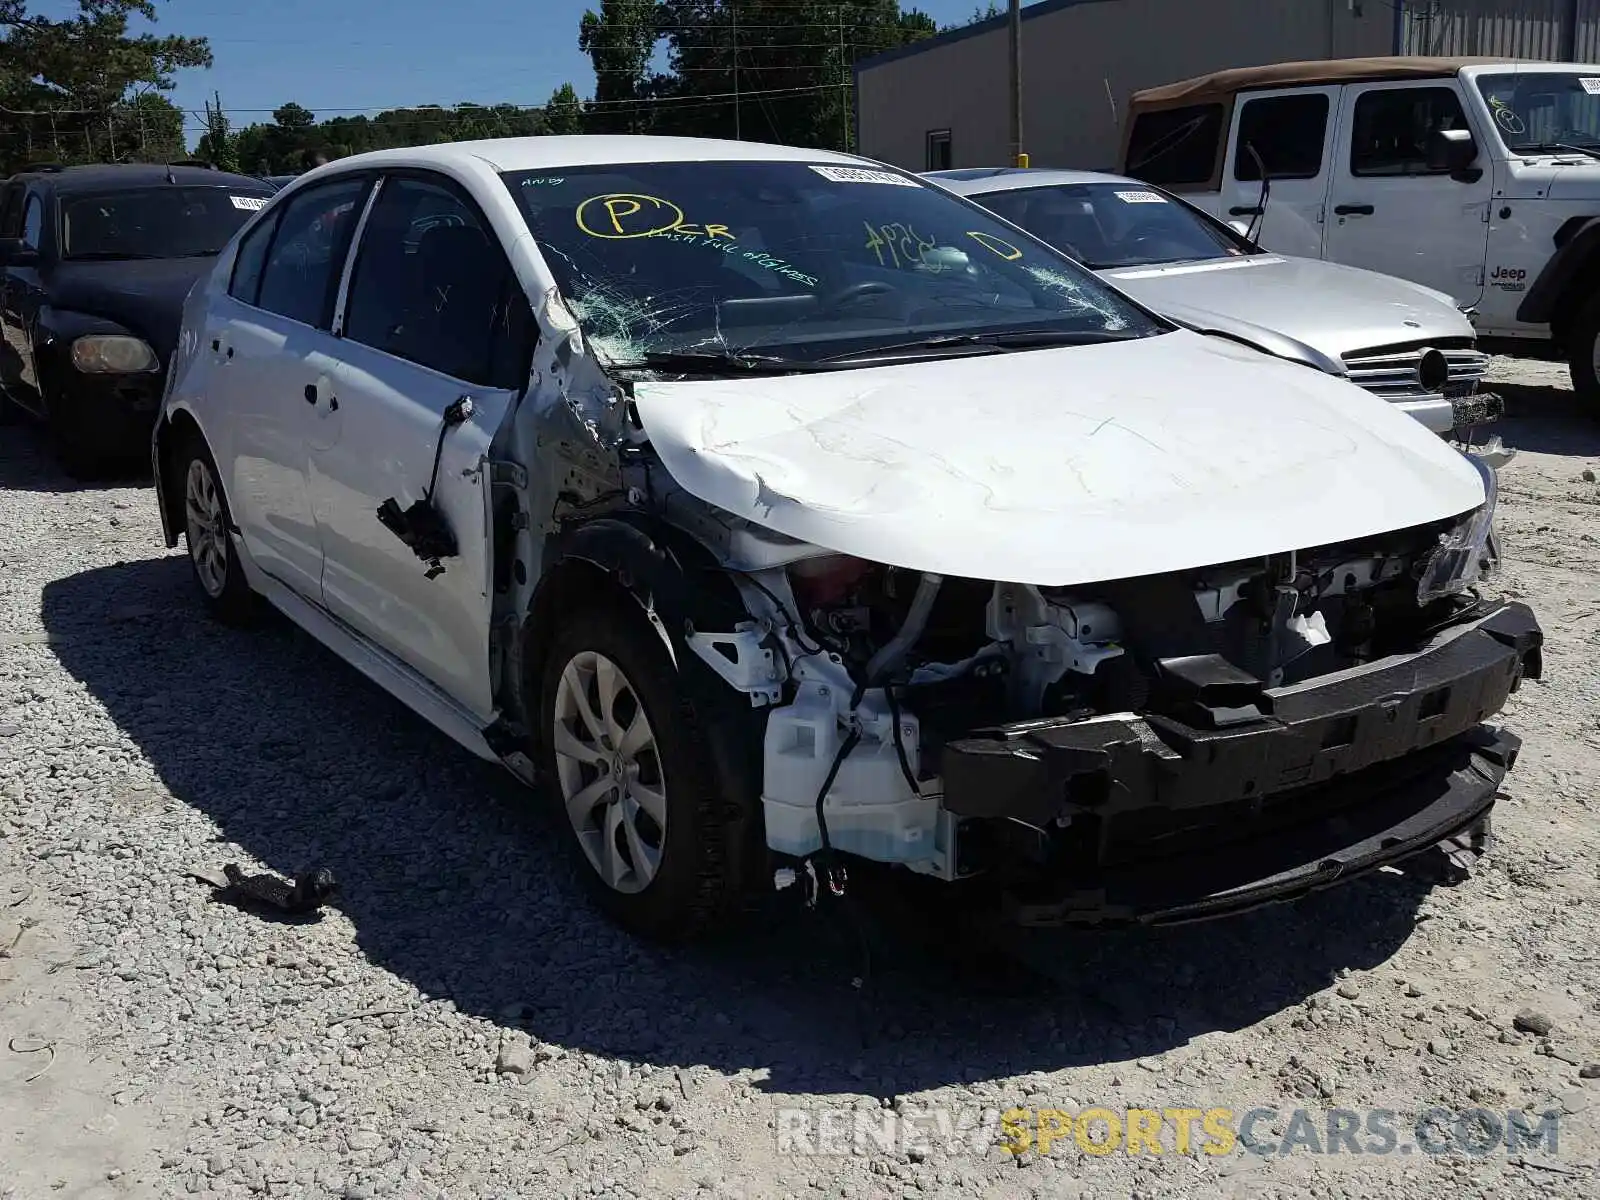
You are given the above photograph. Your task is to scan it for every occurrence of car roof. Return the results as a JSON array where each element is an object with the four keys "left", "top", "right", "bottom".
[
  {"left": 295, "top": 134, "right": 877, "bottom": 177},
  {"left": 927, "top": 167, "right": 1130, "bottom": 192},
  {"left": 1130, "top": 56, "right": 1530, "bottom": 111},
  {"left": 7, "top": 162, "right": 274, "bottom": 194}
]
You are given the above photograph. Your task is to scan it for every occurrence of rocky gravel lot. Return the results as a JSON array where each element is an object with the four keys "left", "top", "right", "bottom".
[{"left": 2, "top": 356, "right": 1600, "bottom": 1199}]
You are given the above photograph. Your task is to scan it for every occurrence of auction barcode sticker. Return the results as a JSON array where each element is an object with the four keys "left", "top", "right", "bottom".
[
  {"left": 809, "top": 165, "right": 919, "bottom": 186},
  {"left": 1114, "top": 189, "right": 1167, "bottom": 204},
  {"left": 1581, "top": 77, "right": 1600, "bottom": 94},
  {"left": 230, "top": 195, "right": 268, "bottom": 211}
]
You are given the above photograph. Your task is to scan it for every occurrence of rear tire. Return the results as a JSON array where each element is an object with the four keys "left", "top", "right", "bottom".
[
  {"left": 176, "top": 432, "right": 257, "bottom": 626},
  {"left": 1565, "top": 292, "right": 1600, "bottom": 407},
  {"left": 536, "top": 602, "right": 755, "bottom": 941}
]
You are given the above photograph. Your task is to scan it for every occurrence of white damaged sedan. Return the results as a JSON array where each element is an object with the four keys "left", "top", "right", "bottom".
[{"left": 152, "top": 136, "right": 1544, "bottom": 938}]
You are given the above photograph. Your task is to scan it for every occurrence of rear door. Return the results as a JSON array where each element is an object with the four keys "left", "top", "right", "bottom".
[
  {"left": 307, "top": 171, "right": 533, "bottom": 718},
  {"left": 0, "top": 189, "right": 48, "bottom": 408},
  {"left": 213, "top": 174, "right": 373, "bottom": 600},
  {"left": 1220, "top": 87, "right": 1340, "bottom": 258},
  {"left": 1322, "top": 81, "right": 1491, "bottom": 307}
]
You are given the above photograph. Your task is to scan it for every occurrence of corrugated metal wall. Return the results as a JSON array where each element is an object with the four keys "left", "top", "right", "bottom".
[{"left": 1397, "top": 0, "right": 1600, "bottom": 61}]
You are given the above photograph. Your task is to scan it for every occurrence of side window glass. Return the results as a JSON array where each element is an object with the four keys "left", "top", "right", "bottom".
[
  {"left": 21, "top": 196, "right": 44, "bottom": 250},
  {"left": 228, "top": 211, "right": 280, "bottom": 307},
  {"left": 1351, "top": 87, "right": 1470, "bottom": 177},
  {"left": 344, "top": 175, "right": 531, "bottom": 388},
  {"left": 1235, "top": 94, "right": 1330, "bottom": 180},
  {"left": 1125, "top": 104, "right": 1225, "bottom": 187},
  {"left": 256, "top": 177, "right": 368, "bottom": 327}
]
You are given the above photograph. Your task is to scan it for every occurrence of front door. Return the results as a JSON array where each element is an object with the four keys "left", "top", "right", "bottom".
[
  {"left": 1219, "top": 86, "right": 1341, "bottom": 259},
  {"left": 216, "top": 175, "right": 372, "bottom": 600},
  {"left": 307, "top": 172, "right": 532, "bottom": 718},
  {"left": 1323, "top": 81, "right": 1491, "bottom": 308}
]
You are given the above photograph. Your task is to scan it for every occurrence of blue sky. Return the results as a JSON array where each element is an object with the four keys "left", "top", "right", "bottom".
[{"left": 33, "top": 0, "right": 988, "bottom": 143}]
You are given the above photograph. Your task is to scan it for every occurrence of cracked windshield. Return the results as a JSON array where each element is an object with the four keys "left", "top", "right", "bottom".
[
  {"left": 501, "top": 161, "right": 1164, "bottom": 367},
  {"left": 1477, "top": 72, "right": 1600, "bottom": 152}
]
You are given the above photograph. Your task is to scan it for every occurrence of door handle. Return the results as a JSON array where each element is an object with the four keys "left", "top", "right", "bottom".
[
  {"left": 1334, "top": 204, "right": 1375, "bottom": 216},
  {"left": 1228, "top": 205, "right": 1264, "bottom": 216},
  {"left": 304, "top": 383, "right": 318, "bottom": 405}
]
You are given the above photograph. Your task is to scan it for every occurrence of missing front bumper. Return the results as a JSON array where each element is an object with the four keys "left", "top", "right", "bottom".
[{"left": 939, "top": 601, "right": 1542, "bottom": 927}]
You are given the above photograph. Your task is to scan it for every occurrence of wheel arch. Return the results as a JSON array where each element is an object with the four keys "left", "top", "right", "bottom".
[
  {"left": 1518, "top": 215, "right": 1600, "bottom": 338},
  {"left": 518, "top": 513, "right": 768, "bottom": 876},
  {"left": 152, "top": 407, "right": 207, "bottom": 549}
]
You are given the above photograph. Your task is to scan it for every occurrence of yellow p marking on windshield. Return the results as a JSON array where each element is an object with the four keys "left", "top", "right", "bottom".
[{"left": 576, "top": 193, "right": 687, "bottom": 239}]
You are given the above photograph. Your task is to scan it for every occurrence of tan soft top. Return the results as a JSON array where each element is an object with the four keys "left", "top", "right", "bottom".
[{"left": 1130, "top": 57, "right": 1520, "bottom": 112}]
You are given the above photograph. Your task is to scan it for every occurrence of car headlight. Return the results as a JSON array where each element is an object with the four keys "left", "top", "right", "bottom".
[
  {"left": 1417, "top": 453, "right": 1498, "bottom": 606},
  {"left": 71, "top": 334, "right": 159, "bottom": 374}
]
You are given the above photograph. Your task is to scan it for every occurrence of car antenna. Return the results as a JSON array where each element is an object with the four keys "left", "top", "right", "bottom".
[{"left": 1243, "top": 141, "right": 1271, "bottom": 243}]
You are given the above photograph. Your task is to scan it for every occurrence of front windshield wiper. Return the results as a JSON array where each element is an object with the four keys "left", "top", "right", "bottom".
[
  {"left": 820, "top": 327, "right": 1147, "bottom": 364},
  {"left": 1515, "top": 141, "right": 1600, "bottom": 160},
  {"left": 605, "top": 350, "right": 830, "bottom": 375}
]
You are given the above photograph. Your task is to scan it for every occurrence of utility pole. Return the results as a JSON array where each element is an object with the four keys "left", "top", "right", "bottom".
[
  {"left": 732, "top": 1, "right": 742, "bottom": 141},
  {"left": 838, "top": 3, "right": 849, "bottom": 152},
  {"left": 1008, "top": 0, "right": 1026, "bottom": 167}
]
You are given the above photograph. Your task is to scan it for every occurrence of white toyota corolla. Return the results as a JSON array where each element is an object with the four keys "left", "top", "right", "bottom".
[{"left": 151, "top": 136, "right": 1542, "bottom": 940}]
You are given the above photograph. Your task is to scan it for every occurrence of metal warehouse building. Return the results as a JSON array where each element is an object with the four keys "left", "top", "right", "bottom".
[{"left": 855, "top": 0, "right": 1600, "bottom": 172}]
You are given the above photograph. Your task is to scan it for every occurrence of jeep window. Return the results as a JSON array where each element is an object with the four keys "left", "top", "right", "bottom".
[
  {"left": 1124, "top": 104, "right": 1225, "bottom": 188},
  {"left": 1350, "top": 87, "right": 1471, "bottom": 177},
  {"left": 502, "top": 161, "right": 1163, "bottom": 366},
  {"left": 974, "top": 183, "right": 1252, "bottom": 270},
  {"left": 1477, "top": 72, "right": 1600, "bottom": 153},
  {"left": 60, "top": 186, "right": 274, "bottom": 260},
  {"left": 1235, "top": 94, "right": 1329, "bottom": 181}
]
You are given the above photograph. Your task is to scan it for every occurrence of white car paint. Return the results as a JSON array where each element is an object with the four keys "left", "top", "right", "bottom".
[
  {"left": 634, "top": 330, "right": 1484, "bottom": 588},
  {"left": 155, "top": 133, "right": 1505, "bottom": 900}
]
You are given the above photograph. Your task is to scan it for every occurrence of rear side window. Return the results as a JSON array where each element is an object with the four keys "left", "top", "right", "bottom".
[
  {"left": 1235, "top": 94, "right": 1330, "bottom": 180},
  {"left": 343, "top": 175, "right": 531, "bottom": 388},
  {"left": 21, "top": 196, "right": 43, "bottom": 250},
  {"left": 255, "top": 177, "right": 369, "bottom": 327},
  {"left": 228, "top": 211, "right": 280, "bottom": 306},
  {"left": 1351, "top": 87, "right": 1470, "bottom": 177},
  {"left": 1125, "top": 103, "right": 1225, "bottom": 187}
]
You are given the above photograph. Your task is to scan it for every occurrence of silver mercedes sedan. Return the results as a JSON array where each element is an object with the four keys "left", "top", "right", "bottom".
[{"left": 928, "top": 167, "right": 1497, "bottom": 436}]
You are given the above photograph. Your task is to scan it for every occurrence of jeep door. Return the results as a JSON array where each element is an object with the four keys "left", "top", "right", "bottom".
[
  {"left": 1322, "top": 81, "right": 1491, "bottom": 308},
  {"left": 1218, "top": 86, "right": 1341, "bottom": 259}
]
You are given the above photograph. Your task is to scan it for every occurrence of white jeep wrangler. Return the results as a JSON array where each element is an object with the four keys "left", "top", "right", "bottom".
[{"left": 1119, "top": 57, "right": 1600, "bottom": 404}]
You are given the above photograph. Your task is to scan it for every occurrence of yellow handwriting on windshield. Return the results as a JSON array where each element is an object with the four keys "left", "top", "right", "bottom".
[
  {"left": 966, "top": 231, "right": 1024, "bottom": 261},
  {"left": 863, "top": 221, "right": 937, "bottom": 268},
  {"left": 576, "top": 193, "right": 686, "bottom": 239},
  {"left": 575, "top": 194, "right": 737, "bottom": 242}
]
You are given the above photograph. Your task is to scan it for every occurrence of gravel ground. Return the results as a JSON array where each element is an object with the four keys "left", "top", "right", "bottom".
[{"left": 2, "top": 356, "right": 1599, "bottom": 1199}]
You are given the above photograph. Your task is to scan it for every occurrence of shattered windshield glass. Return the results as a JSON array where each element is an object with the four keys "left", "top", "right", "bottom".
[
  {"left": 970, "top": 183, "right": 1251, "bottom": 270},
  {"left": 500, "top": 161, "right": 1163, "bottom": 365},
  {"left": 1477, "top": 72, "right": 1600, "bottom": 152}
]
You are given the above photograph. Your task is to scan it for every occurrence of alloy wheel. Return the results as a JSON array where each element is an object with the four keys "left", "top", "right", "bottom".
[
  {"left": 551, "top": 650, "right": 667, "bottom": 894},
  {"left": 184, "top": 458, "right": 230, "bottom": 599}
]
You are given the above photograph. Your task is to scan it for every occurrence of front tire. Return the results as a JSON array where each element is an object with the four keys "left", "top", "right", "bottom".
[
  {"left": 1566, "top": 292, "right": 1600, "bottom": 406},
  {"left": 537, "top": 603, "right": 753, "bottom": 941},
  {"left": 177, "top": 434, "right": 257, "bottom": 625}
]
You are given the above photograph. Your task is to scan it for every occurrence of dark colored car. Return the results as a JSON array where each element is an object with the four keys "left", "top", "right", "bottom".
[{"left": 0, "top": 163, "right": 275, "bottom": 476}]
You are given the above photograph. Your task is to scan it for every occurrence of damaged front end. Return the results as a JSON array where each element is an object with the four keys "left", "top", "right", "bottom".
[{"left": 604, "top": 443, "right": 1543, "bottom": 928}]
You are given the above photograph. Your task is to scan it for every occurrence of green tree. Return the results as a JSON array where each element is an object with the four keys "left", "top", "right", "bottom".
[
  {"left": 545, "top": 82, "right": 585, "bottom": 135},
  {"left": 0, "top": 1, "right": 212, "bottom": 170},
  {"left": 644, "top": 2, "right": 933, "bottom": 150},
  {"left": 196, "top": 89, "right": 238, "bottom": 170},
  {"left": 578, "top": 0, "right": 660, "bottom": 135}
]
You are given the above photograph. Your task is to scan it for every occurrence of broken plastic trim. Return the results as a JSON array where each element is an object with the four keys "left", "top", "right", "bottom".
[
  {"left": 376, "top": 396, "right": 474, "bottom": 580},
  {"left": 1417, "top": 453, "right": 1497, "bottom": 606}
]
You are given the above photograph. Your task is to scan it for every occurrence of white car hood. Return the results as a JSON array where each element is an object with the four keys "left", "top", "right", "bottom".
[{"left": 631, "top": 330, "right": 1486, "bottom": 587}]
